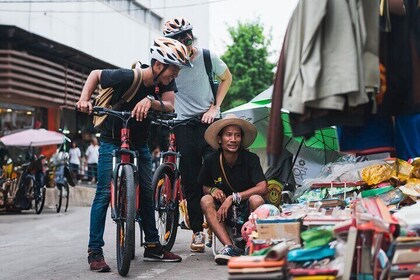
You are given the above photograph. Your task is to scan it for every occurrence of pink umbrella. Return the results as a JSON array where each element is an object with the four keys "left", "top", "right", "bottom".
[{"left": 0, "top": 129, "right": 70, "bottom": 147}]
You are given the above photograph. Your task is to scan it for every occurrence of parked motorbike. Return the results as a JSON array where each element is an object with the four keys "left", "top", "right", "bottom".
[
  {"left": 1, "top": 158, "right": 14, "bottom": 209},
  {"left": 3, "top": 152, "right": 47, "bottom": 214}
]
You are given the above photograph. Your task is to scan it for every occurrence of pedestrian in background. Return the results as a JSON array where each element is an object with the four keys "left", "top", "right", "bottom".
[
  {"left": 69, "top": 141, "right": 81, "bottom": 181},
  {"left": 85, "top": 137, "right": 99, "bottom": 184}
]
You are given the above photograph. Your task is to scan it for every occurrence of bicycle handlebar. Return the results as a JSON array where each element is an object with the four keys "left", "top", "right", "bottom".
[
  {"left": 151, "top": 115, "right": 202, "bottom": 129},
  {"left": 92, "top": 106, "right": 177, "bottom": 122}
]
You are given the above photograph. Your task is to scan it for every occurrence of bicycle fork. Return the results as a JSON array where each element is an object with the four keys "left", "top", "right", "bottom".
[{"left": 110, "top": 149, "right": 138, "bottom": 221}]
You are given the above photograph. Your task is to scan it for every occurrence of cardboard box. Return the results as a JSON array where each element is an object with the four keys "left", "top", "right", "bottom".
[{"left": 256, "top": 220, "right": 301, "bottom": 244}]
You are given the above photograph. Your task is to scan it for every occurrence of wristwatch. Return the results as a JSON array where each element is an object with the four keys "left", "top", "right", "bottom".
[{"left": 146, "top": 95, "right": 155, "bottom": 103}]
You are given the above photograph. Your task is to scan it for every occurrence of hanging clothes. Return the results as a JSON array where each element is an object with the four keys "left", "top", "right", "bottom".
[
  {"left": 379, "top": 0, "right": 420, "bottom": 116},
  {"left": 267, "top": 0, "right": 380, "bottom": 165},
  {"left": 282, "top": 0, "right": 379, "bottom": 138},
  {"left": 282, "top": 0, "right": 378, "bottom": 115},
  {"left": 338, "top": 0, "right": 420, "bottom": 159}
]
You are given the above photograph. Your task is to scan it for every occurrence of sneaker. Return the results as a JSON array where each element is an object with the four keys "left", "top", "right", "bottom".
[
  {"left": 88, "top": 250, "right": 111, "bottom": 272},
  {"left": 180, "top": 221, "right": 189, "bottom": 230},
  {"left": 190, "top": 232, "right": 205, "bottom": 252},
  {"left": 214, "top": 245, "right": 243, "bottom": 265},
  {"left": 143, "top": 243, "right": 182, "bottom": 262}
]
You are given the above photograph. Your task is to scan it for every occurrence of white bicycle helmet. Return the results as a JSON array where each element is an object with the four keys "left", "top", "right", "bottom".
[
  {"left": 163, "top": 17, "right": 193, "bottom": 38},
  {"left": 150, "top": 37, "right": 192, "bottom": 68}
]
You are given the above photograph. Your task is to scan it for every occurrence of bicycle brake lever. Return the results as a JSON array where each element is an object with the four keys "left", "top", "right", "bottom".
[{"left": 92, "top": 106, "right": 105, "bottom": 116}]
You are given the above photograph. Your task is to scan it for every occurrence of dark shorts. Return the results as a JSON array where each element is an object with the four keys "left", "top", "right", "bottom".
[
  {"left": 215, "top": 200, "right": 249, "bottom": 249},
  {"left": 215, "top": 200, "right": 250, "bottom": 228}
]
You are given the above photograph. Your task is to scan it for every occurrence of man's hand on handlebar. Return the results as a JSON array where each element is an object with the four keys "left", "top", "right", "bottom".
[
  {"left": 132, "top": 98, "right": 152, "bottom": 122},
  {"left": 75, "top": 100, "right": 93, "bottom": 114}
]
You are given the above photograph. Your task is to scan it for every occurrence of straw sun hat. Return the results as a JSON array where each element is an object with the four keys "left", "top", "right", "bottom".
[{"left": 204, "top": 113, "right": 257, "bottom": 150}]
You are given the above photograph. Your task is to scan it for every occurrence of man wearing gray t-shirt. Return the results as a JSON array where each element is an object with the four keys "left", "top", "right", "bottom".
[{"left": 163, "top": 17, "right": 232, "bottom": 252}]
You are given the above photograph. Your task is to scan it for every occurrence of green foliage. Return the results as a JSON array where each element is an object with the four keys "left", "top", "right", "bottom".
[{"left": 221, "top": 20, "right": 275, "bottom": 111}]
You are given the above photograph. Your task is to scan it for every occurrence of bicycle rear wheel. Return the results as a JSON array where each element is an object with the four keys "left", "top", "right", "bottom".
[
  {"left": 116, "top": 164, "right": 136, "bottom": 276},
  {"left": 34, "top": 186, "right": 46, "bottom": 214},
  {"left": 152, "top": 164, "right": 179, "bottom": 251},
  {"left": 55, "top": 186, "right": 62, "bottom": 213},
  {"left": 62, "top": 183, "right": 69, "bottom": 212}
]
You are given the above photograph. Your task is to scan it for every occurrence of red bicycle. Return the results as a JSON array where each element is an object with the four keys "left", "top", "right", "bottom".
[
  {"left": 92, "top": 106, "right": 176, "bottom": 276},
  {"left": 151, "top": 116, "right": 200, "bottom": 251}
]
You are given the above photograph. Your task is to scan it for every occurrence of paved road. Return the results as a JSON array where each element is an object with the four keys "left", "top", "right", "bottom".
[{"left": 0, "top": 206, "right": 228, "bottom": 280}]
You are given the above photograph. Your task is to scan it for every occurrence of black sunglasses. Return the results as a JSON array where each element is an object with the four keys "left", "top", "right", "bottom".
[{"left": 175, "top": 33, "right": 193, "bottom": 46}]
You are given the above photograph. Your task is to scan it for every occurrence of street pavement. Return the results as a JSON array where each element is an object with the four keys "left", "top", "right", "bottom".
[{"left": 0, "top": 206, "right": 229, "bottom": 280}]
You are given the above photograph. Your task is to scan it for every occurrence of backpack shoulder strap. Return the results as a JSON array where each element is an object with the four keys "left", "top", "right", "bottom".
[
  {"left": 203, "top": 48, "right": 212, "bottom": 77},
  {"left": 113, "top": 68, "right": 143, "bottom": 109},
  {"left": 122, "top": 68, "right": 142, "bottom": 102},
  {"left": 202, "top": 48, "right": 217, "bottom": 104}
]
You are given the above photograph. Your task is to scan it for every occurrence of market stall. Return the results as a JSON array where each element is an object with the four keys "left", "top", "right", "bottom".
[{"left": 225, "top": 156, "right": 420, "bottom": 280}]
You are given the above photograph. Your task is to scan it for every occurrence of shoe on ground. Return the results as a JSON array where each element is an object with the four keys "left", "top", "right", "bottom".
[
  {"left": 190, "top": 232, "right": 205, "bottom": 252},
  {"left": 143, "top": 242, "right": 182, "bottom": 262},
  {"left": 180, "top": 220, "right": 189, "bottom": 230},
  {"left": 214, "top": 245, "right": 243, "bottom": 265},
  {"left": 88, "top": 250, "right": 111, "bottom": 272}
]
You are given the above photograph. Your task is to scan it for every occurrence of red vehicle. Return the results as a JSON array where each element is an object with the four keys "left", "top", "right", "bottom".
[{"left": 151, "top": 116, "right": 200, "bottom": 251}]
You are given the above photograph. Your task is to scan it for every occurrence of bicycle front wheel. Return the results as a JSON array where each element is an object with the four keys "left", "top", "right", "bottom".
[
  {"left": 152, "top": 164, "right": 179, "bottom": 251},
  {"left": 34, "top": 186, "right": 46, "bottom": 214},
  {"left": 116, "top": 164, "right": 136, "bottom": 276}
]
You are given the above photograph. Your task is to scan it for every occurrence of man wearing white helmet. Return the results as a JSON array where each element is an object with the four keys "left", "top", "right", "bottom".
[
  {"left": 76, "top": 37, "right": 191, "bottom": 272},
  {"left": 163, "top": 16, "right": 233, "bottom": 253}
]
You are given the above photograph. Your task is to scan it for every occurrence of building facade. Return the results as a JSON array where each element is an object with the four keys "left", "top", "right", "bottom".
[{"left": 0, "top": 0, "right": 209, "bottom": 153}]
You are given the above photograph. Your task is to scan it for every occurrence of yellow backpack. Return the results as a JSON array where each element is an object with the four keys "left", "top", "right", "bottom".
[{"left": 92, "top": 68, "right": 142, "bottom": 128}]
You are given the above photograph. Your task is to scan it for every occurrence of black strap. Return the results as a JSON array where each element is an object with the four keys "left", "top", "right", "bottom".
[
  {"left": 113, "top": 68, "right": 142, "bottom": 110},
  {"left": 155, "top": 94, "right": 166, "bottom": 112},
  {"left": 203, "top": 48, "right": 216, "bottom": 105},
  {"left": 219, "top": 153, "right": 236, "bottom": 192}
]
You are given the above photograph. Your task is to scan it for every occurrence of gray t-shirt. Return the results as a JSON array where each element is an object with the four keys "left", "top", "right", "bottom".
[{"left": 174, "top": 47, "right": 227, "bottom": 120}]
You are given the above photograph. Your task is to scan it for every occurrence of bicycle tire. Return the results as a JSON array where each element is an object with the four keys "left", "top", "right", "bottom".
[
  {"left": 63, "top": 183, "right": 69, "bottom": 212},
  {"left": 34, "top": 186, "right": 46, "bottom": 214},
  {"left": 152, "top": 164, "right": 179, "bottom": 251},
  {"left": 55, "top": 185, "right": 63, "bottom": 213},
  {"left": 116, "top": 164, "right": 136, "bottom": 276}
]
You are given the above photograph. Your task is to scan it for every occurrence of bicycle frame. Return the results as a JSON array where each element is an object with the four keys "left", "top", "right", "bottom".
[
  {"left": 109, "top": 115, "right": 140, "bottom": 222},
  {"left": 159, "top": 132, "right": 183, "bottom": 203},
  {"left": 92, "top": 106, "right": 177, "bottom": 236},
  {"left": 153, "top": 116, "right": 200, "bottom": 228},
  {"left": 89, "top": 106, "right": 175, "bottom": 276},
  {"left": 155, "top": 117, "right": 201, "bottom": 209}
]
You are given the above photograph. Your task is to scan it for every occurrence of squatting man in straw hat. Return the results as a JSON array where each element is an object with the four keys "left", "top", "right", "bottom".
[{"left": 198, "top": 114, "right": 268, "bottom": 265}]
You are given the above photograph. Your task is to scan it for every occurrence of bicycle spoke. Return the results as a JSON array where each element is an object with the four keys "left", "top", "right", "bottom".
[
  {"left": 116, "top": 165, "right": 135, "bottom": 276},
  {"left": 152, "top": 164, "right": 179, "bottom": 251}
]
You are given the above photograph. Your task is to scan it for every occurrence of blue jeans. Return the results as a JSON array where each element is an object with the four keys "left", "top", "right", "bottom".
[
  {"left": 87, "top": 163, "right": 97, "bottom": 181},
  {"left": 88, "top": 141, "right": 159, "bottom": 252},
  {"left": 69, "top": 163, "right": 79, "bottom": 178}
]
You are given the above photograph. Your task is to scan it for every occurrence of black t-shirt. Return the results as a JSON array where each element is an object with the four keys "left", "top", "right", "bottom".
[
  {"left": 99, "top": 67, "right": 177, "bottom": 146},
  {"left": 198, "top": 149, "right": 266, "bottom": 195}
]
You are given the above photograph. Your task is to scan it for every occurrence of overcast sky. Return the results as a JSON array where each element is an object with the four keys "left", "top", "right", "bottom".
[{"left": 209, "top": 0, "right": 298, "bottom": 61}]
